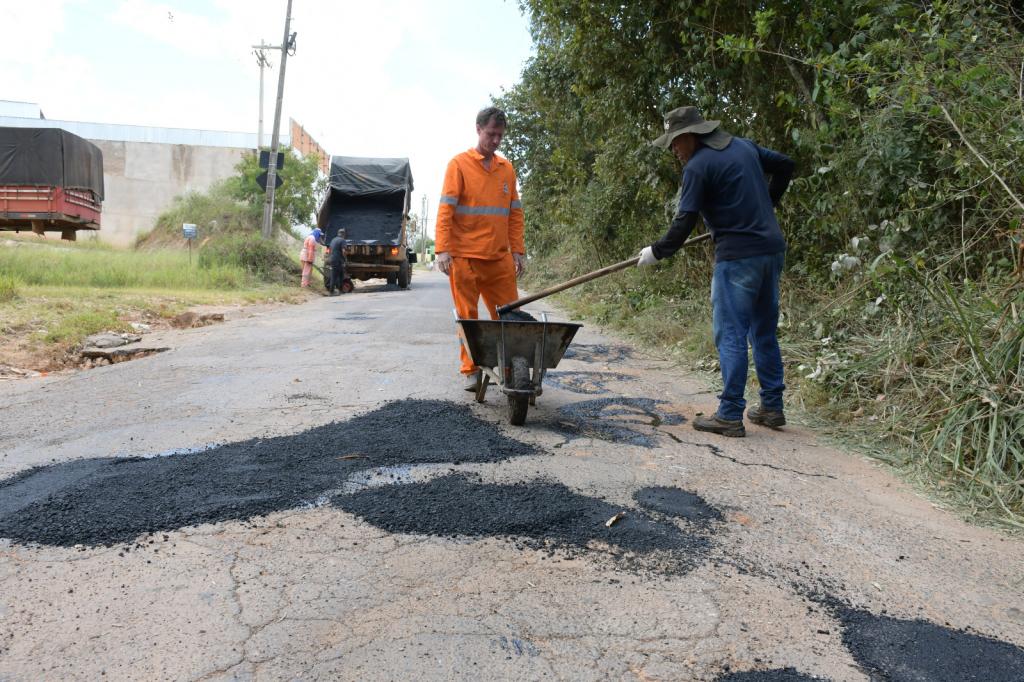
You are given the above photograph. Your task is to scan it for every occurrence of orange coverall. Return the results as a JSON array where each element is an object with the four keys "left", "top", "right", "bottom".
[
  {"left": 435, "top": 148, "right": 525, "bottom": 375},
  {"left": 300, "top": 234, "right": 319, "bottom": 287}
]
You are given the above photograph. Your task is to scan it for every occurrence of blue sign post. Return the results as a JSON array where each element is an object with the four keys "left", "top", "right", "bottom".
[{"left": 183, "top": 223, "right": 197, "bottom": 265}]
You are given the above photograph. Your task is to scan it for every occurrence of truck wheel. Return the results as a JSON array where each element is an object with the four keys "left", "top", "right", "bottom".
[
  {"left": 507, "top": 356, "right": 531, "bottom": 426},
  {"left": 398, "top": 260, "right": 411, "bottom": 289},
  {"left": 386, "top": 273, "right": 398, "bottom": 286}
]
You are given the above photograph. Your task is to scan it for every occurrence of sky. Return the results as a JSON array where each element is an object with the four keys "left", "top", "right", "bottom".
[{"left": 1, "top": 0, "right": 535, "bottom": 231}]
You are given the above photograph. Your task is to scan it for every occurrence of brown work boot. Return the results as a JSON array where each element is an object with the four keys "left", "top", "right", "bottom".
[
  {"left": 693, "top": 413, "right": 746, "bottom": 438},
  {"left": 463, "top": 371, "right": 481, "bottom": 392},
  {"left": 747, "top": 404, "right": 786, "bottom": 428}
]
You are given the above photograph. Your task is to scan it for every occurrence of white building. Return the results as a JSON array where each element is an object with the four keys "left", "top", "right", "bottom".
[{"left": 0, "top": 101, "right": 295, "bottom": 246}]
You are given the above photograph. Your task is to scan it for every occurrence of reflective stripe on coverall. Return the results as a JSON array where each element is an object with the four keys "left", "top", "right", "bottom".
[{"left": 435, "top": 148, "right": 525, "bottom": 374}]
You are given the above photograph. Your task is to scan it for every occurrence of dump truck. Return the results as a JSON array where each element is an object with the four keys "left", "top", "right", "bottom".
[
  {"left": 0, "top": 127, "right": 104, "bottom": 240},
  {"left": 316, "top": 156, "right": 416, "bottom": 289}
]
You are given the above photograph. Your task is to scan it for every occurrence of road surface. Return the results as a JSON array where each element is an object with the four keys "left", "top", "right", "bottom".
[{"left": 1, "top": 271, "right": 1022, "bottom": 681}]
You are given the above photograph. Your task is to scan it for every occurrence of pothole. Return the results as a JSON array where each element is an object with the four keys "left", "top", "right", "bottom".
[{"left": 551, "top": 397, "right": 685, "bottom": 447}]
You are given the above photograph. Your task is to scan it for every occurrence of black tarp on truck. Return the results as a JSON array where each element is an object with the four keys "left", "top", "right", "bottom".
[
  {"left": 0, "top": 127, "right": 104, "bottom": 239},
  {"left": 316, "top": 156, "right": 416, "bottom": 289}
]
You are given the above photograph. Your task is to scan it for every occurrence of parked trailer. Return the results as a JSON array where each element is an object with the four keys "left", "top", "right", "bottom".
[{"left": 0, "top": 127, "right": 104, "bottom": 240}]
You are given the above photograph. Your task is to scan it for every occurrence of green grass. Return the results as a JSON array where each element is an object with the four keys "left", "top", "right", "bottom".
[
  {"left": 0, "top": 240, "right": 252, "bottom": 290},
  {"left": 0, "top": 237, "right": 306, "bottom": 360},
  {"left": 42, "top": 309, "right": 131, "bottom": 344},
  {"left": 0, "top": 273, "right": 21, "bottom": 302}
]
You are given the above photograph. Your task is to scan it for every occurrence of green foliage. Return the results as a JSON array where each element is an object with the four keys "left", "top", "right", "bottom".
[
  {"left": 504, "top": 0, "right": 1024, "bottom": 522},
  {"left": 227, "top": 148, "right": 328, "bottom": 230},
  {"left": 142, "top": 147, "right": 326, "bottom": 246},
  {"left": 0, "top": 273, "right": 20, "bottom": 302},
  {"left": 141, "top": 180, "right": 261, "bottom": 245},
  {"left": 198, "top": 234, "right": 299, "bottom": 284}
]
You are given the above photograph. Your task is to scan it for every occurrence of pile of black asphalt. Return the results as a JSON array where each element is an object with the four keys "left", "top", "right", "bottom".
[
  {"left": 333, "top": 473, "right": 716, "bottom": 574},
  {"left": 0, "top": 400, "right": 539, "bottom": 547},
  {"left": 634, "top": 486, "right": 723, "bottom": 525},
  {"left": 711, "top": 601, "right": 1024, "bottom": 681},
  {"left": 833, "top": 604, "right": 1024, "bottom": 681}
]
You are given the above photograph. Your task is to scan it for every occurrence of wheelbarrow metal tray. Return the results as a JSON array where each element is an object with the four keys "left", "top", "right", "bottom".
[{"left": 457, "top": 319, "right": 582, "bottom": 369}]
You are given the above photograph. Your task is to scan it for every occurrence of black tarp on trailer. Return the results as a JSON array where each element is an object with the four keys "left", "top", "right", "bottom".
[
  {"left": 317, "top": 156, "right": 413, "bottom": 245},
  {"left": 0, "top": 128, "right": 104, "bottom": 199}
]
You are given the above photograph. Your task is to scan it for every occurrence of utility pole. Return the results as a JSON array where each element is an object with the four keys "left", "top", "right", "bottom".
[
  {"left": 251, "top": 43, "right": 273, "bottom": 149},
  {"left": 420, "top": 194, "right": 429, "bottom": 263},
  {"left": 261, "top": 0, "right": 296, "bottom": 240}
]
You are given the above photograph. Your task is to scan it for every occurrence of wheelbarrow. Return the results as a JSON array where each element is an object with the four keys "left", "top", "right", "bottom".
[
  {"left": 455, "top": 232, "right": 711, "bottom": 426},
  {"left": 456, "top": 311, "right": 581, "bottom": 425}
]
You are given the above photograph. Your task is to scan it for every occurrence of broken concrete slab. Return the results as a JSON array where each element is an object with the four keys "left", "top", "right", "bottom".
[
  {"left": 79, "top": 346, "right": 169, "bottom": 363},
  {"left": 82, "top": 332, "right": 142, "bottom": 349},
  {"left": 169, "top": 312, "right": 225, "bottom": 329}
]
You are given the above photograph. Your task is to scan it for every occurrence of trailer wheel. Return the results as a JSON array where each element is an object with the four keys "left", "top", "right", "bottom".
[
  {"left": 507, "top": 356, "right": 531, "bottom": 426},
  {"left": 397, "top": 260, "right": 411, "bottom": 289}
]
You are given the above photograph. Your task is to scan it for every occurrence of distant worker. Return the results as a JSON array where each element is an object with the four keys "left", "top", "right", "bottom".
[
  {"left": 435, "top": 106, "right": 526, "bottom": 392},
  {"left": 300, "top": 228, "right": 322, "bottom": 288},
  {"left": 640, "top": 106, "right": 794, "bottom": 438},
  {"left": 327, "top": 229, "right": 349, "bottom": 295}
]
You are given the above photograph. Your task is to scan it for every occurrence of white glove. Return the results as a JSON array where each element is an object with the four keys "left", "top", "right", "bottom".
[{"left": 637, "top": 246, "right": 659, "bottom": 267}]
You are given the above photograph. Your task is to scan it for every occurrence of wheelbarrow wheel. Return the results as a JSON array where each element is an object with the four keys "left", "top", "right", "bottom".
[{"left": 507, "top": 356, "right": 531, "bottom": 426}]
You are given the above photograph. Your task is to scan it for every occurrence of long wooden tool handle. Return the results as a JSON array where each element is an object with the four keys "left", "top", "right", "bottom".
[{"left": 497, "top": 232, "right": 711, "bottom": 315}]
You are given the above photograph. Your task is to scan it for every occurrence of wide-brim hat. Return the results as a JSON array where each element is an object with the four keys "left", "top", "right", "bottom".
[{"left": 652, "top": 106, "right": 732, "bottom": 151}]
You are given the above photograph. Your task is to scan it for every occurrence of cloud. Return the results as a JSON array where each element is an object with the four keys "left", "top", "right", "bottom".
[
  {"left": 110, "top": 1, "right": 232, "bottom": 60},
  {"left": 3, "top": 0, "right": 535, "bottom": 236}
]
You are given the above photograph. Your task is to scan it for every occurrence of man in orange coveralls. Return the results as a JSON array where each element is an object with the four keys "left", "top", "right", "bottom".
[
  {"left": 300, "top": 228, "right": 322, "bottom": 288},
  {"left": 435, "top": 106, "right": 526, "bottom": 392}
]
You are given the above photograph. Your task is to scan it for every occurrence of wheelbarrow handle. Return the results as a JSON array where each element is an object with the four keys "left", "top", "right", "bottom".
[{"left": 497, "top": 232, "right": 711, "bottom": 315}]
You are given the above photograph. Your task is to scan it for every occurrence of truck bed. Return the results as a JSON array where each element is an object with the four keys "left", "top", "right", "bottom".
[{"left": 321, "top": 193, "right": 404, "bottom": 245}]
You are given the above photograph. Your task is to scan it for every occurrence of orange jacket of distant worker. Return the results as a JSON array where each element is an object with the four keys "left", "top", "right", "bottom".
[{"left": 435, "top": 149, "right": 525, "bottom": 259}]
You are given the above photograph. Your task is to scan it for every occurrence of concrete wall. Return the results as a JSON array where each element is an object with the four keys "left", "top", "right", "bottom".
[{"left": 91, "top": 140, "right": 249, "bottom": 246}]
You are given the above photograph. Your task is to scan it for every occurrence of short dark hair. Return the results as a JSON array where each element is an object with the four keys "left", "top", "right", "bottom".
[{"left": 476, "top": 106, "right": 507, "bottom": 128}]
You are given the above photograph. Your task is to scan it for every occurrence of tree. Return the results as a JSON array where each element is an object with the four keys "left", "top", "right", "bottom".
[{"left": 227, "top": 148, "right": 328, "bottom": 232}]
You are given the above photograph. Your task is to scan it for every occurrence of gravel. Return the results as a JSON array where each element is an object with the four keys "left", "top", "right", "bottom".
[{"left": 333, "top": 474, "right": 715, "bottom": 574}]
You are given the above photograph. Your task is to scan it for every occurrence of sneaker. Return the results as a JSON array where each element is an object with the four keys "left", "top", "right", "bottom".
[
  {"left": 747, "top": 404, "right": 786, "bottom": 428},
  {"left": 463, "top": 371, "right": 482, "bottom": 392},
  {"left": 693, "top": 412, "right": 746, "bottom": 438}
]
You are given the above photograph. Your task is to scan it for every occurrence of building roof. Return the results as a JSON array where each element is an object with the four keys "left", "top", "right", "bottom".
[{"left": 0, "top": 101, "right": 289, "bottom": 149}]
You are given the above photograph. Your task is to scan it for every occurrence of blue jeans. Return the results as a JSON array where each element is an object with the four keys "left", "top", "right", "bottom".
[{"left": 711, "top": 252, "right": 786, "bottom": 421}]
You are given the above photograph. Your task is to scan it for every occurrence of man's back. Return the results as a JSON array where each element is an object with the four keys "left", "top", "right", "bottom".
[
  {"left": 328, "top": 235, "right": 346, "bottom": 265},
  {"left": 680, "top": 138, "right": 788, "bottom": 261}
]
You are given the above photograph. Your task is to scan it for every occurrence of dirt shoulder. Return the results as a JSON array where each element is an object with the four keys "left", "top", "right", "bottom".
[{"left": 0, "top": 286, "right": 310, "bottom": 378}]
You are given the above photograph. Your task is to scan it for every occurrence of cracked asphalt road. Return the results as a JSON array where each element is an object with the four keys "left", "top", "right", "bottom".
[{"left": 1, "top": 272, "right": 1022, "bottom": 681}]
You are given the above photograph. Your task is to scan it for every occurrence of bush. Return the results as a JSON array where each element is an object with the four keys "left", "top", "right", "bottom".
[
  {"left": 138, "top": 180, "right": 262, "bottom": 247},
  {"left": 0, "top": 273, "right": 21, "bottom": 302},
  {"left": 198, "top": 234, "right": 299, "bottom": 284}
]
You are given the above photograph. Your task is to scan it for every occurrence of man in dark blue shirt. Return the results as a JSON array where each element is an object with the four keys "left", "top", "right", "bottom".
[
  {"left": 640, "top": 106, "right": 795, "bottom": 437},
  {"left": 327, "top": 229, "right": 349, "bottom": 295}
]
